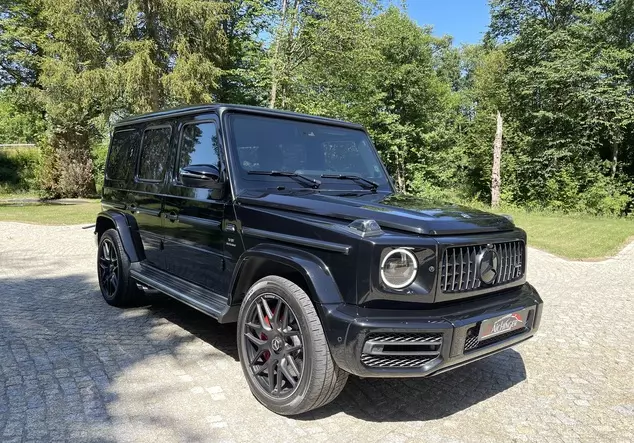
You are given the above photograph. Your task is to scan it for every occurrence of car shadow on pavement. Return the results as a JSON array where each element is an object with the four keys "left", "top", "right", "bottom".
[
  {"left": 121, "top": 291, "right": 529, "bottom": 423},
  {"left": 140, "top": 292, "right": 528, "bottom": 423},
  {"left": 299, "top": 349, "right": 527, "bottom": 422},
  {"left": 142, "top": 292, "right": 239, "bottom": 361}
]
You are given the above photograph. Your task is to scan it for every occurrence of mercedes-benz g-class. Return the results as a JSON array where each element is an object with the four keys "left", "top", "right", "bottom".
[{"left": 95, "top": 104, "right": 543, "bottom": 415}]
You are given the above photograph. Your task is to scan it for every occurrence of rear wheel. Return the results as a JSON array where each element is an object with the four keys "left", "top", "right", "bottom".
[
  {"left": 97, "top": 228, "right": 141, "bottom": 307},
  {"left": 237, "top": 276, "right": 348, "bottom": 415}
]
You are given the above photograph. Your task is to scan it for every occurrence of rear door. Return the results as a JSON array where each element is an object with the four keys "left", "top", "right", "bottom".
[
  {"left": 162, "top": 114, "right": 227, "bottom": 294},
  {"left": 131, "top": 124, "right": 173, "bottom": 269}
]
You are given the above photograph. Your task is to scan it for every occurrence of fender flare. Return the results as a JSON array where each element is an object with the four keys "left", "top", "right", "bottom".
[
  {"left": 95, "top": 209, "right": 145, "bottom": 263},
  {"left": 229, "top": 243, "right": 344, "bottom": 306}
]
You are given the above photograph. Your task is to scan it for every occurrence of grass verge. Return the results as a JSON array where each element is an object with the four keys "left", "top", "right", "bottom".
[
  {"left": 495, "top": 208, "right": 634, "bottom": 260},
  {"left": 0, "top": 200, "right": 100, "bottom": 225}
]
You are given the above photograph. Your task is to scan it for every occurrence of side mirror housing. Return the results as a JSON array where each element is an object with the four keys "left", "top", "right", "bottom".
[{"left": 180, "top": 164, "right": 223, "bottom": 190}]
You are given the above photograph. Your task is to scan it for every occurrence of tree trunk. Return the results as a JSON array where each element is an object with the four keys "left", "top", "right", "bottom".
[
  {"left": 269, "top": 0, "right": 288, "bottom": 109},
  {"left": 612, "top": 142, "right": 619, "bottom": 178},
  {"left": 491, "top": 110, "right": 503, "bottom": 208}
]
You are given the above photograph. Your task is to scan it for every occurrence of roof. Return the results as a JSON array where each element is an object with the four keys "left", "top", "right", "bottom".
[{"left": 113, "top": 103, "right": 365, "bottom": 129}]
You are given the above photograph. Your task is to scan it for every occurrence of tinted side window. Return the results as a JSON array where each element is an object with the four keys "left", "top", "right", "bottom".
[
  {"left": 138, "top": 126, "right": 172, "bottom": 181},
  {"left": 178, "top": 122, "right": 220, "bottom": 180},
  {"left": 106, "top": 129, "right": 139, "bottom": 181}
]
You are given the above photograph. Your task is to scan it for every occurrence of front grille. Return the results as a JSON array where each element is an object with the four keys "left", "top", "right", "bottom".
[
  {"left": 361, "top": 332, "right": 442, "bottom": 369},
  {"left": 440, "top": 241, "right": 524, "bottom": 293}
]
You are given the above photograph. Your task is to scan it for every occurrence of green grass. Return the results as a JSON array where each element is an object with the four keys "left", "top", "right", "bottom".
[
  {"left": 495, "top": 208, "right": 634, "bottom": 260},
  {"left": 0, "top": 200, "right": 100, "bottom": 225}
]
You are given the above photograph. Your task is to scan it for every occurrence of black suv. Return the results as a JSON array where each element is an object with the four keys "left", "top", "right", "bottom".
[{"left": 95, "top": 104, "right": 543, "bottom": 415}]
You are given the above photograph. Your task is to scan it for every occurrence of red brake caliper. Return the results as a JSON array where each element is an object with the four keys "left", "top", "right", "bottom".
[{"left": 261, "top": 312, "right": 273, "bottom": 361}]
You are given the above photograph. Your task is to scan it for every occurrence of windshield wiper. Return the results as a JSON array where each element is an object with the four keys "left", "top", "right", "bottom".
[
  {"left": 248, "top": 170, "right": 321, "bottom": 189},
  {"left": 321, "top": 174, "right": 379, "bottom": 192}
]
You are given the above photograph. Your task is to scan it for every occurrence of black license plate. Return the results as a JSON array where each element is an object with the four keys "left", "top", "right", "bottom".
[{"left": 478, "top": 308, "right": 531, "bottom": 341}]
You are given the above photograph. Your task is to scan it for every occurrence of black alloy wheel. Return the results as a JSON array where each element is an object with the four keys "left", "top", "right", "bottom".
[
  {"left": 237, "top": 276, "right": 348, "bottom": 415},
  {"left": 98, "top": 238, "right": 120, "bottom": 299},
  {"left": 242, "top": 293, "right": 304, "bottom": 397},
  {"left": 97, "top": 228, "right": 140, "bottom": 307}
]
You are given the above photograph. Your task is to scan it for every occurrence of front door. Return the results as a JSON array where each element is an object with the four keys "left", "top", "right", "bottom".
[
  {"left": 162, "top": 116, "right": 227, "bottom": 294},
  {"left": 131, "top": 124, "right": 173, "bottom": 269}
]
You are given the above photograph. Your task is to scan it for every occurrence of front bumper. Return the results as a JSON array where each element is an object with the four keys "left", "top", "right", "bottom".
[{"left": 319, "top": 283, "right": 543, "bottom": 377}]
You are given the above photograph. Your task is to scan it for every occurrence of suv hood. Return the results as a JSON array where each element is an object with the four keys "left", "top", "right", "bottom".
[{"left": 237, "top": 191, "right": 514, "bottom": 236}]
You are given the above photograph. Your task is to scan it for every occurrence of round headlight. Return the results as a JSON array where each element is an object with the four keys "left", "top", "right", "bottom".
[{"left": 380, "top": 248, "right": 418, "bottom": 289}]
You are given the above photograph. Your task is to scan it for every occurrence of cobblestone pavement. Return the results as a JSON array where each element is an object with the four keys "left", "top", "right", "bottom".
[{"left": 1, "top": 222, "right": 633, "bottom": 443}]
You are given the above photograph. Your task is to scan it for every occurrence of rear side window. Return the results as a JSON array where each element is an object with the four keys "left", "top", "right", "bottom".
[
  {"left": 106, "top": 129, "right": 139, "bottom": 182},
  {"left": 138, "top": 126, "right": 172, "bottom": 181},
  {"left": 178, "top": 122, "right": 221, "bottom": 180}
]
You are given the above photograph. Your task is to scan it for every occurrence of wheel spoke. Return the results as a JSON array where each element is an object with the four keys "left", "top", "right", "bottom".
[
  {"left": 267, "top": 360, "right": 275, "bottom": 393},
  {"left": 245, "top": 332, "right": 266, "bottom": 347},
  {"left": 275, "top": 359, "right": 284, "bottom": 393},
  {"left": 272, "top": 302, "right": 282, "bottom": 326},
  {"left": 280, "top": 360, "right": 297, "bottom": 388},
  {"left": 261, "top": 298, "right": 274, "bottom": 322},
  {"left": 111, "top": 273, "right": 118, "bottom": 292},
  {"left": 245, "top": 321, "right": 263, "bottom": 336},
  {"left": 250, "top": 349, "right": 265, "bottom": 366},
  {"left": 281, "top": 306, "right": 289, "bottom": 329},
  {"left": 286, "top": 355, "right": 301, "bottom": 377},
  {"left": 106, "top": 275, "right": 113, "bottom": 295},
  {"left": 282, "top": 329, "right": 300, "bottom": 339},
  {"left": 256, "top": 303, "right": 270, "bottom": 331},
  {"left": 253, "top": 363, "right": 267, "bottom": 376}
]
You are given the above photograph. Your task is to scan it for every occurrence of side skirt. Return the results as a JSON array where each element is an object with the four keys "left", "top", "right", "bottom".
[{"left": 130, "top": 263, "right": 239, "bottom": 323}]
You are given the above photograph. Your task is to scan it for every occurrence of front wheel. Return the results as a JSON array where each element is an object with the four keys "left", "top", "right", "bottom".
[{"left": 237, "top": 276, "right": 348, "bottom": 415}]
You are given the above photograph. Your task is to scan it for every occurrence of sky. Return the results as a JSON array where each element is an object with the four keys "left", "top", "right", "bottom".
[{"left": 404, "top": 0, "right": 491, "bottom": 45}]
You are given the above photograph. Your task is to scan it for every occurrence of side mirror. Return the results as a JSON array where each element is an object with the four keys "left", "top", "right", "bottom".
[{"left": 180, "top": 164, "right": 223, "bottom": 189}]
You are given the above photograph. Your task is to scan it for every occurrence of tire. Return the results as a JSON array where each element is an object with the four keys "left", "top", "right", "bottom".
[
  {"left": 237, "top": 276, "right": 348, "bottom": 415},
  {"left": 97, "top": 228, "right": 141, "bottom": 307}
]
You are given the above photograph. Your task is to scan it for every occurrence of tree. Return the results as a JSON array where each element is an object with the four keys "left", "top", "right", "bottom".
[{"left": 489, "top": 0, "right": 634, "bottom": 213}]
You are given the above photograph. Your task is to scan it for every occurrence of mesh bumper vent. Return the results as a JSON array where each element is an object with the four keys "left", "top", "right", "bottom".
[{"left": 361, "top": 332, "right": 442, "bottom": 369}]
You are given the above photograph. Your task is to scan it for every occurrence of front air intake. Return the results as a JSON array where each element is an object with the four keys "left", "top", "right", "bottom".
[{"left": 360, "top": 332, "right": 442, "bottom": 368}]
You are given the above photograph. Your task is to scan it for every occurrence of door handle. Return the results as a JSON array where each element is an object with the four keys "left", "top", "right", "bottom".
[{"left": 164, "top": 211, "right": 178, "bottom": 222}]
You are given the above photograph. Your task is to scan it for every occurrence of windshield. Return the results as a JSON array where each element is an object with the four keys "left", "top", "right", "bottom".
[{"left": 227, "top": 113, "right": 391, "bottom": 192}]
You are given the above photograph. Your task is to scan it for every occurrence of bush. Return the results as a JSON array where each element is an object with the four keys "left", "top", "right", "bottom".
[{"left": 0, "top": 147, "right": 40, "bottom": 194}]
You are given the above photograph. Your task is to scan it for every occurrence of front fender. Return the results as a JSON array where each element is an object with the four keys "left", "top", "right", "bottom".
[
  {"left": 95, "top": 209, "right": 145, "bottom": 263},
  {"left": 229, "top": 244, "right": 344, "bottom": 306}
]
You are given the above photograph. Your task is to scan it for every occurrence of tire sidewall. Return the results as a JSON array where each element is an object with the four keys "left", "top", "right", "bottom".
[{"left": 237, "top": 277, "right": 317, "bottom": 413}]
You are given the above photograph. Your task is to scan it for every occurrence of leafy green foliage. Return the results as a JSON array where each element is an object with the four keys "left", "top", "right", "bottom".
[
  {"left": 0, "top": 0, "right": 632, "bottom": 215},
  {"left": 0, "top": 147, "right": 39, "bottom": 193}
]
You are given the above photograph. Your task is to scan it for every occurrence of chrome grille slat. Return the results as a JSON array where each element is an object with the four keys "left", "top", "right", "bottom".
[
  {"left": 440, "top": 241, "right": 525, "bottom": 294},
  {"left": 465, "top": 246, "right": 472, "bottom": 290},
  {"left": 452, "top": 249, "right": 457, "bottom": 292}
]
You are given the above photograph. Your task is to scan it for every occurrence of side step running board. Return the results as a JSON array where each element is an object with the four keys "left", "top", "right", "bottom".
[{"left": 130, "top": 264, "right": 237, "bottom": 322}]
